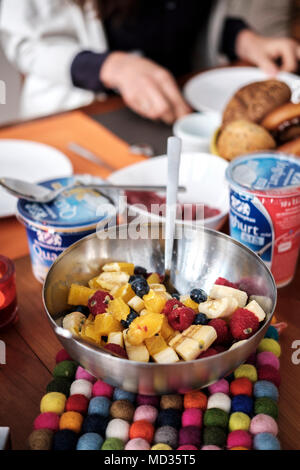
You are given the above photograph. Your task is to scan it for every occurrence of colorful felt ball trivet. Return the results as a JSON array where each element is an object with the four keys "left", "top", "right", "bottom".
[{"left": 28, "top": 327, "right": 282, "bottom": 450}]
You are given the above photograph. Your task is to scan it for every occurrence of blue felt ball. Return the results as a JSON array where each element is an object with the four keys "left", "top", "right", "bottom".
[
  {"left": 113, "top": 388, "right": 136, "bottom": 404},
  {"left": 82, "top": 414, "right": 109, "bottom": 436},
  {"left": 88, "top": 397, "right": 111, "bottom": 417},
  {"left": 156, "top": 409, "right": 182, "bottom": 429},
  {"left": 53, "top": 430, "right": 78, "bottom": 450},
  {"left": 231, "top": 395, "right": 253, "bottom": 416},
  {"left": 253, "top": 381, "right": 279, "bottom": 402},
  {"left": 76, "top": 433, "right": 103, "bottom": 450},
  {"left": 264, "top": 326, "right": 279, "bottom": 341},
  {"left": 253, "top": 432, "right": 281, "bottom": 450}
]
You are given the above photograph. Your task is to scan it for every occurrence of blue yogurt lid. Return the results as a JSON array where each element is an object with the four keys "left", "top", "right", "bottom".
[
  {"left": 226, "top": 152, "right": 300, "bottom": 194},
  {"left": 17, "top": 176, "right": 115, "bottom": 230}
]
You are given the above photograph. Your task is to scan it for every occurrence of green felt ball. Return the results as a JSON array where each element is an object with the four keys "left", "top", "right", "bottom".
[
  {"left": 234, "top": 364, "right": 257, "bottom": 383},
  {"left": 101, "top": 437, "right": 124, "bottom": 450},
  {"left": 229, "top": 412, "right": 251, "bottom": 432},
  {"left": 254, "top": 397, "right": 278, "bottom": 420},
  {"left": 203, "top": 408, "right": 228, "bottom": 428},
  {"left": 203, "top": 426, "right": 227, "bottom": 448},
  {"left": 46, "top": 377, "right": 72, "bottom": 397},
  {"left": 53, "top": 361, "right": 78, "bottom": 380},
  {"left": 258, "top": 338, "right": 281, "bottom": 357}
]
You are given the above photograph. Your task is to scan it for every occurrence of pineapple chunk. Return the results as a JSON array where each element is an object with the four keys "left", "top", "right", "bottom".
[
  {"left": 147, "top": 273, "right": 161, "bottom": 284},
  {"left": 94, "top": 313, "right": 122, "bottom": 336},
  {"left": 62, "top": 311, "right": 86, "bottom": 336},
  {"left": 68, "top": 284, "right": 97, "bottom": 306},
  {"left": 153, "top": 347, "right": 179, "bottom": 364},
  {"left": 145, "top": 334, "right": 167, "bottom": 356},
  {"left": 127, "top": 313, "right": 164, "bottom": 345},
  {"left": 96, "top": 271, "right": 129, "bottom": 290},
  {"left": 245, "top": 300, "right": 266, "bottom": 322},
  {"left": 161, "top": 316, "right": 176, "bottom": 342},
  {"left": 123, "top": 330, "right": 149, "bottom": 362},
  {"left": 180, "top": 295, "right": 199, "bottom": 312},
  {"left": 81, "top": 323, "right": 100, "bottom": 343},
  {"left": 143, "top": 289, "right": 167, "bottom": 313},
  {"left": 107, "top": 298, "right": 130, "bottom": 321},
  {"left": 88, "top": 276, "right": 102, "bottom": 289},
  {"left": 107, "top": 331, "right": 124, "bottom": 347},
  {"left": 102, "top": 262, "right": 134, "bottom": 275},
  {"left": 114, "top": 283, "right": 135, "bottom": 303},
  {"left": 128, "top": 295, "right": 145, "bottom": 313}
]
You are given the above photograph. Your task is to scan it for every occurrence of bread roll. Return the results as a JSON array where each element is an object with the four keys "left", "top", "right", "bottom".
[{"left": 217, "top": 120, "right": 276, "bottom": 160}]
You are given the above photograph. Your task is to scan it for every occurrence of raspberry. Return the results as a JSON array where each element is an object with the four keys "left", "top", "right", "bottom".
[
  {"left": 168, "top": 306, "right": 195, "bottom": 331},
  {"left": 215, "top": 277, "right": 238, "bottom": 289},
  {"left": 197, "top": 348, "right": 218, "bottom": 359},
  {"left": 162, "top": 299, "right": 184, "bottom": 317},
  {"left": 209, "top": 319, "right": 230, "bottom": 345},
  {"left": 105, "top": 343, "right": 128, "bottom": 359},
  {"left": 88, "top": 290, "right": 113, "bottom": 316},
  {"left": 229, "top": 308, "right": 259, "bottom": 340}
]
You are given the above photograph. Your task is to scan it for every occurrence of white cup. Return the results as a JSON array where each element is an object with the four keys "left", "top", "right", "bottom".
[{"left": 173, "top": 112, "right": 221, "bottom": 152}]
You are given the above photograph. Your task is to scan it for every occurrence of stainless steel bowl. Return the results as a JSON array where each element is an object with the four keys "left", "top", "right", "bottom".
[{"left": 43, "top": 224, "right": 277, "bottom": 394}]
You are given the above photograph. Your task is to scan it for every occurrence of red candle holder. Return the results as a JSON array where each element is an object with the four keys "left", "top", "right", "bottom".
[{"left": 0, "top": 255, "right": 18, "bottom": 329}]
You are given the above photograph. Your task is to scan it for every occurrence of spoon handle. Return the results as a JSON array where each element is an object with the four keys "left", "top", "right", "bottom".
[{"left": 165, "top": 136, "right": 181, "bottom": 272}]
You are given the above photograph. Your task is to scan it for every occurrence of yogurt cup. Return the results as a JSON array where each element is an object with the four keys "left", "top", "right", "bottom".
[
  {"left": 17, "top": 176, "right": 121, "bottom": 283},
  {"left": 226, "top": 152, "right": 300, "bottom": 287}
]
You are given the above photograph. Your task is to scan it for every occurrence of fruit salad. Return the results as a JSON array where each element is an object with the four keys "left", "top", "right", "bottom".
[{"left": 62, "top": 263, "right": 268, "bottom": 363}]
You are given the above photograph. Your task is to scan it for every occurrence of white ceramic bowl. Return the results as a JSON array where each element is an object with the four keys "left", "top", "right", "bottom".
[
  {"left": 173, "top": 112, "right": 221, "bottom": 152},
  {"left": 108, "top": 152, "right": 229, "bottom": 230}
]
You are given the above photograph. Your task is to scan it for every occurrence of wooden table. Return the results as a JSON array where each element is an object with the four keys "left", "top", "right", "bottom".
[{"left": 0, "top": 93, "right": 299, "bottom": 450}]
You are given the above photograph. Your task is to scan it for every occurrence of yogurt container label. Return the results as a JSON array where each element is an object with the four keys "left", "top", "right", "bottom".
[{"left": 227, "top": 153, "right": 300, "bottom": 287}]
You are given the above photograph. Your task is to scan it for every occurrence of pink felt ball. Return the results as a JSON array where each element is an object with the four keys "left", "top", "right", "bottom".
[
  {"left": 92, "top": 379, "right": 114, "bottom": 399},
  {"left": 125, "top": 438, "right": 151, "bottom": 450},
  {"left": 227, "top": 430, "right": 252, "bottom": 449},
  {"left": 249, "top": 414, "right": 278, "bottom": 436},
  {"left": 34, "top": 412, "right": 60, "bottom": 432},
  {"left": 55, "top": 349, "right": 72, "bottom": 364},
  {"left": 208, "top": 379, "right": 229, "bottom": 395},
  {"left": 75, "top": 366, "right": 96, "bottom": 383},
  {"left": 256, "top": 352, "right": 280, "bottom": 370},
  {"left": 181, "top": 408, "right": 203, "bottom": 428},
  {"left": 136, "top": 394, "right": 160, "bottom": 407},
  {"left": 201, "top": 445, "right": 221, "bottom": 450},
  {"left": 177, "top": 445, "right": 198, "bottom": 450},
  {"left": 257, "top": 365, "right": 281, "bottom": 387},
  {"left": 133, "top": 405, "right": 158, "bottom": 424}
]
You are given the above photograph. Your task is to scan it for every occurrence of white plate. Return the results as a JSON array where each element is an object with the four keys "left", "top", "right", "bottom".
[
  {"left": 0, "top": 140, "right": 73, "bottom": 218},
  {"left": 184, "top": 66, "right": 299, "bottom": 113},
  {"left": 108, "top": 152, "right": 229, "bottom": 230}
]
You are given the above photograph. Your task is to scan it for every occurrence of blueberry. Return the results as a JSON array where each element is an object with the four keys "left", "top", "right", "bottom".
[
  {"left": 194, "top": 313, "right": 208, "bottom": 325},
  {"left": 74, "top": 305, "right": 90, "bottom": 316},
  {"left": 129, "top": 274, "right": 144, "bottom": 284},
  {"left": 121, "top": 319, "right": 129, "bottom": 329},
  {"left": 134, "top": 266, "right": 147, "bottom": 276},
  {"left": 127, "top": 310, "right": 139, "bottom": 325},
  {"left": 131, "top": 277, "right": 150, "bottom": 298},
  {"left": 101, "top": 336, "right": 108, "bottom": 342},
  {"left": 190, "top": 288, "right": 207, "bottom": 304},
  {"left": 172, "top": 293, "right": 180, "bottom": 300}
]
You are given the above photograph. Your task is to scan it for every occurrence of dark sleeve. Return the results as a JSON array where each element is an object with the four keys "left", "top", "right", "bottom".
[
  {"left": 220, "top": 17, "right": 250, "bottom": 61},
  {"left": 70, "top": 50, "right": 111, "bottom": 92}
]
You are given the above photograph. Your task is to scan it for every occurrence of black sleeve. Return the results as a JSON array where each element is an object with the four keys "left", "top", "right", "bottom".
[
  {"left": 220, "top": 17, "right": 250, "bottom": 61},
  {"left": 70, "top": 50, "right": 111, "bottom": 92}
]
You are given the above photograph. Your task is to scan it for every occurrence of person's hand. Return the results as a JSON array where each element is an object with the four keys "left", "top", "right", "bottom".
[
  {"left": 100, "top": 52, "right": 191, "bottom": 123},
  {"left": 236, "top": 30, "right": 300, "bottom": 75}
]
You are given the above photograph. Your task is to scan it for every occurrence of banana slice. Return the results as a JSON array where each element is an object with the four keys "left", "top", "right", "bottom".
[
  {"left": 123, "top": 329, "right": 149, "bottom": 362},
  {"left": 107, "top": 331, "right": 124, "bottom": 347},
  {"left": 249, "top": 295, "right": 273, "bottom": 314},
  {"left": 198, "top": 296, "right": 238, "bottom": 319},
  {"left": 229, "top": 340, "right": 248, "bottom": 350},
  {"left": 245, "top": 300, "right": 266, "bottom": 322},
  {"left": 209, "top": 284, "right": 247, "bottom": 307},
  {"left": 172, "top": 336, "right": 201, "bottom": 361},
  {"left": 96, "top": 271, "right": 129, "bottom": 290},
  {"left": 183, "top": 325, "right": 217, "bottom": 351},
  {"left": 62, "top": 311, "right": 86, "bottom": 336},
  {"left": 153, "top": 347, "right": 180, "bottom": 364},
  {"left": 127, "top": 295, "right": 145, "bottom": 313}
]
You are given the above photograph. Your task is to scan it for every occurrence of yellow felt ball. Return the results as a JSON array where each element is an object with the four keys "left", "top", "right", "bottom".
[
  {"left": 151, "top": 443, "right": 173, "bottom": 450},
  {"left": 40, "top": 392, "right": 66, "bottom": 415},
  {"left": 59, "top": 411, "right": 83, "bottom": 433},
  {"left": 257, "top": 338, "right": 281, "bottom": 357},
  {"left": 229, "top": 412, "right": 251, "bottom": 432},
  {"left": 234, "top": 364, "right": 257, "bottom": 382}
]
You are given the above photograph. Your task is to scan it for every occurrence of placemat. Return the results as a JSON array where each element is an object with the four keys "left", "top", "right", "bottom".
[
  {"left": 27, "top": 325, "right": 282, "bottom": 451},
  {"left": 92, "top": 108, "right": 173, "bottom": 156}
]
